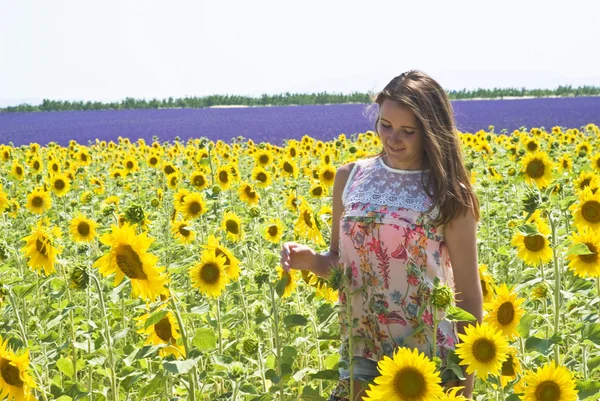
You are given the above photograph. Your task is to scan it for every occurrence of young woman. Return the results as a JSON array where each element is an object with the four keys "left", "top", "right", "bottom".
[{"left": 281, "top": 70, "right": 483, "bottom": 400}]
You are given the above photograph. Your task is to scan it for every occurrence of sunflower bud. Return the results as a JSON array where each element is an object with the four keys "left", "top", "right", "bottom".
[
  {"left": 530, "top": 282, "right": 548, "bottom": 300},
  {"left": 348, "top": 146, "right": 357, "bottom": 154},
  {"left": 249, "top": 206, "right": 261, "bottom": 218},
  {"left": 431, "top": 284, "right": 454, "bottom": 310},
  {"left": 507, "top": 167, "right": 516, "bottom": 176},
  {"left": 326, "top": 265, "right": 344, "bottom": 291},
  {"left": 150, "top": 198, "right": 159, "bottom": 207},
  {"left": 228, "top": 361, "right": 245, "bottom": 380},
  {"left": 80, "top": 190, "right": 93, "bottom": 204},
  {"left": 241, "top": 335, "right": 259, "bottom": 356},
  {"left": 522, "top": 188, "right": 543, "bottom": 214},
  {"left": 70, "top": 266, "right": 90, "bottom": 290},
  {"left": 212, "top": 185, "right": 221, "bottom": 195},
  {"left": 0, "top": 242, "right": 8, "bottom": 261},
  {"left": 125, "top": 204, "right": 145, "bottom": 226}
]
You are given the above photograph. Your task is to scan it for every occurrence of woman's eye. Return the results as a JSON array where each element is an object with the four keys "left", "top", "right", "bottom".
[
  {"left": 381, "top": 123, "right": 391, "bottom": 129},
  {"left": 404, "top": 130, "right": 415, "bottom": 135}
]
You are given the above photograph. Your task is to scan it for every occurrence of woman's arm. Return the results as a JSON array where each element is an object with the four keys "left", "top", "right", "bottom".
[{"left": 444, "top": 208, "right": 483, "bottom": 398}]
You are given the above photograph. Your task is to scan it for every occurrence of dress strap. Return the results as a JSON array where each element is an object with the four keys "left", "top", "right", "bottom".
[{"left": 342, "top": 162, "right": 360, "bottom": 208}]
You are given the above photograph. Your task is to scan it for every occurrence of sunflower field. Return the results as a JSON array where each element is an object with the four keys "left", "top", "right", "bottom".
[{"left": 0, "top": 124, "right": 600, "bottom": 401}]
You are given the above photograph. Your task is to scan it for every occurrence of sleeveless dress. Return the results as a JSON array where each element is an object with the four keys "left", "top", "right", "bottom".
[{"left": 328, "top": 155, "right": 459, "bottom": 400}]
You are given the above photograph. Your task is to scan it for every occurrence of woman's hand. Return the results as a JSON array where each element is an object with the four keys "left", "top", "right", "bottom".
[{"left": 280, "top": 242, "right": 316, "bottom": 273}]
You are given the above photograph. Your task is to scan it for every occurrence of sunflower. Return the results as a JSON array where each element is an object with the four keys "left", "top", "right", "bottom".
[
  {"left": 21, "top": 217, "right": 62, "bottom": 275},
  {"left": 294, "top": 203, "right": 325, "bottom": 246},
  {"left": 173, "top": 188, "right": 190, "bottom": 206},
  {"left": 565, "top": 228, "right": 600, "bottom": 277},
  {"left": 171, "top": 219, "right": 195, "bottom": 244},
  {"left": 190, "top": 170, "right": 209, "bottom": 190},
  {"left": 146, "top": 153, "right": 161, "bottom": 168},
  {"left": 285, "top": 191, "right": 305, "bottom": 212},
  {"left": 570, "top": 187, "right": 600, "bottom": 231},
  {"left": 110, "top": 168, "right": 126, "bottom": 180},
  {"left": 238, "top": 183, "right": 260, "bottom": 206},
  {"left": 523, "top": 137, "right": 540, "bottom": 153},
  {"left": 521, "top": 151, "right": 553, "bottom": 188},
  {"left": 214, "top": 165, "right": 232, "bottom": 190},
  {"left": 90, "top": 178, "right": 105, "bottom": 195},
  {"left": 319, "top": 205, "right": 333, "bottom": 226},
  {"left": 252, "top": 166, "right": 272, "bottom": 188},
  {"left": 455, "top": 323, "right": 509, "bottom": 380},
  {"left": 27, "top": 188, "right": 52, "bottom": 214},
  {"left": 254, "top": 150, "right": 272, "bottom": 167},
  {"left": 575, "top": 141, "right": 591, "bottom": 156},
  {"left": 556, "top": 154, "right": 572, "bottom": 172},
  {"left": 318, "top": 165, "right": 336, "bottom": 187},
  {"left": 201, "top": 235, "right": 241, "bottom": 280},
  {"left": 0, "top": 336, "right": 37, "bottom": 401},
  {"left": 77, "top": 149, "right": 92, "bottom": 166},
  {"left": 276, "top": 265, "right": 299, "bottom": 298},
  {"left": 511, "top": 222, "right": 553, "bottom": 266},
  {"left": 49, "top": 172, "right": 71, "bottom": 197},
  {"left": 302, "top": 270, "right": 338, "bottom": 303},
  {"left": 483, "top": 284, "right": 525, "bottom": 339},
  {"left": 438, "top": 387, "right": 470, "bottom": 401},
  {"left": 11, "top": 163, "right": 25, "bottom": 181},
  {"left": 309, "top": 183, "right": 328, "bottom": 198},
  {"left": 135, "top": 307, "right": 185, "bottom": 358},
  {"left": 591, "top": 153, "right": 600, "bottom": 173},
  {"left": 221, "top": 211, "right": 243, "bottom": 242},
  {"left": 28, "top": 157, "right": 43, "bottom": 173},
  {"left": 0, "top": 185, "right": 8, "bottom": 213},
  {"left": 263, "top": 218, "right": 284, "bottom": 244},
  {"left": 162, "top": 162, "right": 178, "bottom": 176},
  {"left": 177, "top": 192, "right": 208, "bottom": 220},
  {"left": 363, "top": 347, "right": 444, "bottom": 401},
  {"left": 499, "top": 346, "right": 521, "bottom": 387},
  {"left": 49, "top": 160, "right": 60, "bottom": 174},
  {"left": 93, "top": 222, "right": 169, "bottom": 301},
  {"left": 189, "top": 251, "right": 229, "bottom": 298},
  {"left": 516, "top": 362, "right": 578, "bottom": 401},
  {"left": 166, "top": 172, "right": 180, "bottom": 190},
  {"left": 69, "top": 214, "right": 98, "bottom": 243},
  {"left": 122, "top": 156, "right": 139, "bottom": 173},
  {"left": 573, "top": 171, "right": 599, "bottom": 194},
  {"left": 280, "top": 157, "right": 298, "bottom": 178}
]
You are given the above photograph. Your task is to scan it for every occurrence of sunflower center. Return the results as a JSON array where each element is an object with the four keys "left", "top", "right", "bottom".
[
  {"left": 312, "top": 187, "right": 323, "bottom": 196},
  {"left": 290, "top": 148, "right": 297, "bottom": 157},
  {"left": 77, "top": 221, "right": 91, "bottom": 237},
  {"left": 256, "top": 172, "right": 267, "bottom": 183},
  {"left": 215, "top": 248, "right": 231, "bottom": 266},
  {"left": 497, "top": 302, "right": 515, "bottom": 325},
  {"left": 562, "top": 160, "right": 569, "bottom": 169},
  {"left": 219, "top": 171, "right": 229, "bottom": 183},
  {"left": 579, "top": 243, "right": 597, "bottom": 263},
  {"left": 526, "top": 160, "right": 545, "bottom": 178},
  {"left": 244, "top": 186, "right": 256, "bottom": 199},
  {"left": 32, "top": 196, "right": 44, "bottom": 208},
  {"left": 303, "top": 211, "right": 313, "bottom": 228},
  {"left": 472, "top": 339, "right": 496, "bottom": 362},
  {"left": 126, "top": 161, "right": 134, "bottom": 169},
  {"left": 54, "top": 179, "right": 65, "bottom": 190},
  {"left": 259, "top": 155, "right": 269, "bottom": 164},
  {"left": 527, "top": 141, "right": 538, "bottom": 151},
  {"left": 36, "top": 236, "right": 49, "bottom": 258},
  {"left": 582, "top": 200, "right": 600, "bottom": 223},
  {"left": 323, "top": 170, "right": 334, "bottom": 180},
  {"left": 81, "top": 154, "right": 88, "bottom": 162},
  {"left": 0, "top": 357, "right": 24, "bottom": 387},
  {"left": 480, "top": 280, "right": 488, "bottom": 297},
  {"left": 33, "top": 161, "right": 40, "bottom": 170},
  {"left": 580, "top": 178, "right": 591, "bottom": 190},
  {"left": 535, "top": 381, "right": 561, "bottom": 401},
  {"left": 393, "top": 367, "right": 425, "bottom": 399},
  {"left": 52, "top": 164, "right": 59, "bottom": 172},
  {"left": 283, "top": 162, "right": 293, "bottom": 174},
  {"left": 150, "top": 157, "right": 158, "bottom": 166},
  {"left": 226, "top": 220, "right": 239, "bottom": 235},
  {"left": 164, "top": 165, "right": 175, "bottom": 175},
  {"left": 115, "top": 245, "right": 148, "bottom": 280},
  {"left": 524, "top": 235, "right": 545, "bottom": 252},
  {"left": 16, "top": 166, "right": 23, "bottom": 175},
  {"left": 501, "top": 355, "right": 515, "bottom": 376},
  {"left": 179, "top": 225, "right": 190, "bottom": 237},
  {"left": 154, "top": 316, "right": 174, "bottom": 342},
  {"left": 268, "top": 226, "right": 278, "bottom": 237},
  {"left": 189, "top": 201, "right": 201, "bottom": 216},
  {"left": 194, "top": 176, "right": 205, "bottom": 187},
  {"left": 200, "top": 262, "right": 220, "bottom": 284}
]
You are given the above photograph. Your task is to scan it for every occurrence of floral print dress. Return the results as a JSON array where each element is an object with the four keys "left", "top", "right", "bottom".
[{"left": 329, "top": 155, "right": 459, "bottom": 399}]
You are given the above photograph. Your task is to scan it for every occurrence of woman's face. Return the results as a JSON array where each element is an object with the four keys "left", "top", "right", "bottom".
[{"left": 377, "top": 99, "right": 426, "bottom": 170}]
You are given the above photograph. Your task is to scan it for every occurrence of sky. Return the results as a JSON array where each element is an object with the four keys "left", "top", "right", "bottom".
[{"left": 1, "top": 0, "right": 599, "bottom": 107}]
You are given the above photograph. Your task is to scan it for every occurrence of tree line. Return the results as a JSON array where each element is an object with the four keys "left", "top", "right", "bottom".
[{"left": 2, "top": 85, "right": 600, "bottom": 112}]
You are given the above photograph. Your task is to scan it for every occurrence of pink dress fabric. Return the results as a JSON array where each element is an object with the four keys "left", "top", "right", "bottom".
[{"left": 338, "top": 155, "right": 458, "bottom": 366}]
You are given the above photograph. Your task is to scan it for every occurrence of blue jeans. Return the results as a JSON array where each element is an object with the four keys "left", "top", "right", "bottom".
[{"left": 338, "top": 356, "right": 379, "bottom": 382}]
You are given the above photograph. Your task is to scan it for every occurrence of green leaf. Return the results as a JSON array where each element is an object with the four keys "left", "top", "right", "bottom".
[
  {"left": 275, "top": 277, "right": 287, "bottom": 298},
  {"left": 283, "top": 314, "right": 308, "bottom": 329},
  {"left": 162, "top": 356, "right": 201, "bottom": 374},
  {"left": 583, "top": 323, "right": 600, "bottom": 345},
  {"left": 143, "top": 310, "right": 168, "bottom": 329},
  {"left": 300, "top": 384, "right": 328, "bottom": 400},
  {"left": 444, "top": 306, "right": 477, "bottom": 322},
  {"left": 56, "top": 357, "right": 74, "bottom": 379},
  {"left": 517, "top": 314, "right": 537, "bottom": 338},
  {"left": 565, "top": 243, "right": 594, "bottom": 257},
  {"left": 517, "top": 224, "right": 540, "bottom": 236},
  {"left": 192, "top": 327, "right": 217, "bottom": 351},
  {"left": 576, "top": 380, "right": 600, "bottom": 400},
  {"left": 587, "top": 355, "right": 600, "bottom": 371},
  {"left": 309, "top": 369, "right": 339, "bottom": 381},
  {"left": 444, "top": 363, "right": 466, "bottom": 381},
  {"left": 525, "top": 336, "right": 553, "bottom": 355},
  {"left": 190, "top": 304, "right": 210, "bottom": 315},
  {"left": 324, "top": 353, "right": 340, "bottom": 370}
]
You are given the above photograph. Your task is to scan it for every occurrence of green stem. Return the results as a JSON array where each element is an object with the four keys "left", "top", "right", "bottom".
[
  {"left": 269, "top": 284, "right": 285, "bottom": 401},
  {"left": 90, "top": 274, "right": 119, "bottom": 401},
  {"left": 217, "top": 298, "right": 223, "bottom": 355},
  {"left": 548, "top": 213, "right": 561, "bottom": 364},
  {"left": 432, "top": 308, "right": 438, "bottom": 363},
  {"left": 169, "top": 295, "right": 197, "bottom": 401}
]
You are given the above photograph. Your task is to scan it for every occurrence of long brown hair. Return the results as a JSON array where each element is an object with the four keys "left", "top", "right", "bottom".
[{"left": 369, "top": 70, "right": 480, "bottom": 226}]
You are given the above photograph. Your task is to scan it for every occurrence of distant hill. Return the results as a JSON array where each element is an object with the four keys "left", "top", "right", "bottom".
[{"left": 1, "top": 85, "right": 599, "bottom": 112}]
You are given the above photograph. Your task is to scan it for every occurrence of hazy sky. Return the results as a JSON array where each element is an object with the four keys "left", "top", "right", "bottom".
[{"left": 1, "top": 0, "right": 599, "bottom": 106}]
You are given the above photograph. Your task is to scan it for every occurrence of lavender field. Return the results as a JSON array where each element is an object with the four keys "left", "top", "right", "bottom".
[{"left": 1, "top": 96, "right": 599, "bottom": 147}]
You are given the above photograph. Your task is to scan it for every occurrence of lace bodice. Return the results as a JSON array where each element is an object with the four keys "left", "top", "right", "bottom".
[{"left": 342, "top": 155, "right": 438, "bottom": 217}]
